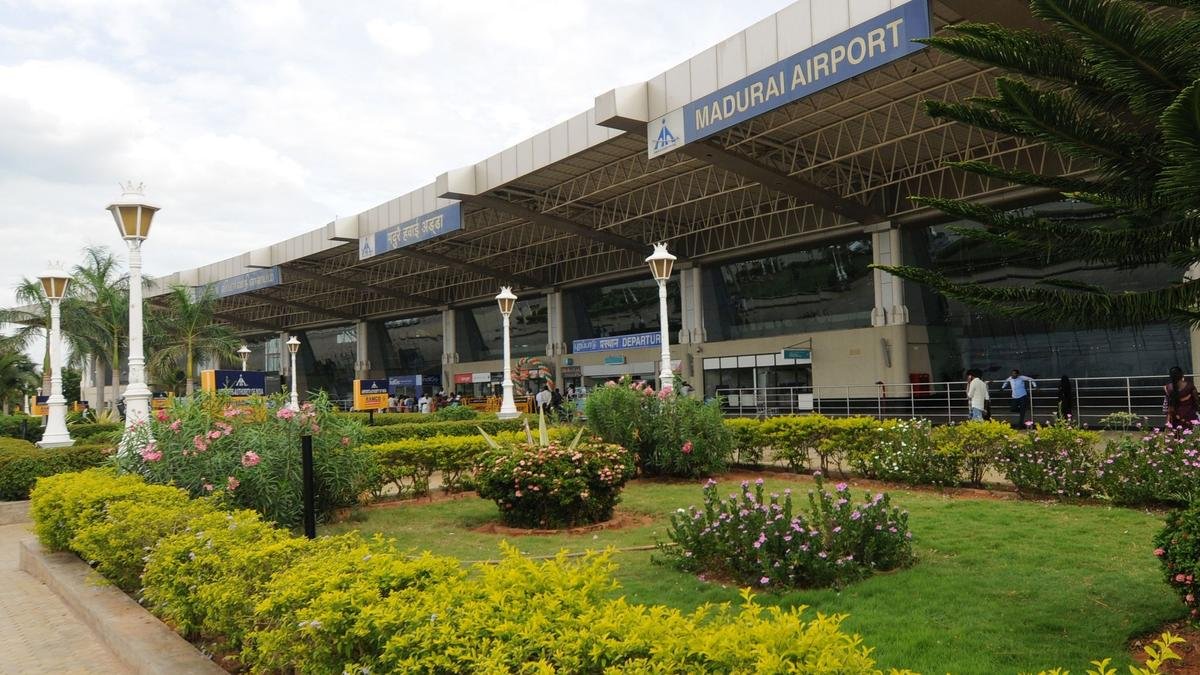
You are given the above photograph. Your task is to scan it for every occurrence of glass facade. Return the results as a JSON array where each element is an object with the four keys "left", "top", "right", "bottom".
[
  {"left": 703, "top": 238, "right": 873, "bottom": 341},
  {"left": 458, "top": 297, "right": 547, "bottom": 362},
  {"left": 563, "top": 275, "right": 680, "bottom": 342},
  {"left": 299, "top": 325, "right": 356, "bottom": 401},
  {"left": 380, "top": 314, "right": 442, "bottom": 377},
  {"left": 915, "top": 206, "right": 1191, "bottom": 380}
]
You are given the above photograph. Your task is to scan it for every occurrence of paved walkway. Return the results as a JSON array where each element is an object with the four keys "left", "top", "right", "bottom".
[{"left": 0, "top": 522, "right": 128, "bottom": 675}]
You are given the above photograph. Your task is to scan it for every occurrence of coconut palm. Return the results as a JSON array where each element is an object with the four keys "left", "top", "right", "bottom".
[
  {"left": 147, "top": 284, "right": 240, "bottom": 395},
  {"left": 67, "top": 246, "right": 129, "bottom": 414},
  {"left": 0, "top": 278, "right": 52, "bottom": 390},
  {"left": 0, "top": 349, "right": 39, "bottom": 415},
  {"left": 876, "top": 0, "right": 1200, "bottom": 326}
]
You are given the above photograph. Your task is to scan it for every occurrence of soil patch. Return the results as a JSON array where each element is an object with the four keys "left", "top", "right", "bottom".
[
  {"left": 471, "top": 509, "right": 655, "bottom": 536},
  {"left": 1131, "top": 621, "right": 1200, "bottom": 674}
]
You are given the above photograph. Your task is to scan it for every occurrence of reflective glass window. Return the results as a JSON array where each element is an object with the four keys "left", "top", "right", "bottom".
[
  {"left": 564, "top": 275, "right": 680, "bottom": 342},
  {"left": 459, "top": 298, "right": 547, "bottom": 361}
]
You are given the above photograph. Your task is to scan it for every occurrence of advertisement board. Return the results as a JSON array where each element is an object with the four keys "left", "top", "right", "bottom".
[
  {"left": 200, "top": 370, "right": 267, "bottom": 397},
  {"left": 353, "top": 379, "right": 389, "bottom": 411}
]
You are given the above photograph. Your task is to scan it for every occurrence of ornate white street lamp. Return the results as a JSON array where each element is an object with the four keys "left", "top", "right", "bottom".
[
  {"left": 495, "top": 287, "right": 519, "bottom": 419},
  {"left": 37, "top": 264, "right": 73, "bottom": 448},
  {"left": 107, "top": 182, "right": 158, "bottom": 448},
  {"left": 286, "top": 336, "right": 301, "bottom": 411},
  {"left": 646, "top": 243, "right": 677, "bottom": 389},
  {"left": 238, "top": 344, "right": 251, "bottom": 371}
]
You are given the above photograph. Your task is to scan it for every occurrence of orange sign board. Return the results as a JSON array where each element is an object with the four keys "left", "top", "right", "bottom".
[{"left": 353, "top": 379, "right": 388, "bottom": 411}]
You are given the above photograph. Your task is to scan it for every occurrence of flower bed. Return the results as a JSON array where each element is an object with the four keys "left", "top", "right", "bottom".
[
  {"left": 116, "top": 392, "right": 378, "bottom": 526},
  {"left": 1155, "top": 503, "right": 1200, "bottom": 625},
  {"left": 474, "top": 431, "right": 636, "bottom": 528},
  {"left": 662, "top": 473, "right": 913, "bottom": 590},
  {"left": 1099, "top": 427, "right": 1200, "bottom": 506}
]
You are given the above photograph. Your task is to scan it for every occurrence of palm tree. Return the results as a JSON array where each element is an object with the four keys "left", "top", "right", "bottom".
[
  {"left": 0, "top": 350, "right": 39, "bottom": 415},
  {"left": 68, "top": 246, "right": 129, "bottom": 414},
  {"left": 147, "top": 284, "right": 240, "bottom": 395},
  {"left": 876, "top": 0, "right": 1200, "bottom": 326},
  {"left": 0, "top": 278, "right": 52, "bottom": 390}
]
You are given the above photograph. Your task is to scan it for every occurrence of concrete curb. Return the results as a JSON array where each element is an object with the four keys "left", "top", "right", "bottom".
[
  {"left": 19, "top": 539, "right": 225, "bottom": 674},
  {"left": 0, "top": 500, "right": 30, "bottom": 525}
]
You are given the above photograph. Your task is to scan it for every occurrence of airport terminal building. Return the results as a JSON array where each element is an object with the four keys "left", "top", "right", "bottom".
[{"left": 94, "top": 0, "right": 1198, "bottom": 407}]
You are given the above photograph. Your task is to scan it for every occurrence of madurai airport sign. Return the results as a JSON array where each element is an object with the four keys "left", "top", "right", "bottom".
[
  {"left": 572, "top": 331, "right": 661, "bottom": 354},
  {"left": 648, "top": 0, "right": 931, "bottom": 158},
  {"left": 208, "top": 267, "right": 281, "bottom": 299},
  {"left": 359, "top": 203, "right": 462, "bottom": 260}
]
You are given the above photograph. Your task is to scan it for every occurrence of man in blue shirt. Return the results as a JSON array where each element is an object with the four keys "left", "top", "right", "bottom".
[{"left": 1002, "top": 369, "right": 1037, "bottom": 428}]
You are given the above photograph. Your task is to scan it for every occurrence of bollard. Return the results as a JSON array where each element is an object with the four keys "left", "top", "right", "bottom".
[
  {"left": 368, "top": 409, "right": 375, "bottom": 426},
  {"left": 302, "top": 434, "right": 316, "bottom": 539},
  {"left": 20, "top": 419, "right": 27, "bottom": 441}
]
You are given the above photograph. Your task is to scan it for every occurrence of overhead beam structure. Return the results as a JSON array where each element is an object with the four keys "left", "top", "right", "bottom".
[
  {"left": 390, "top": 246, "right": 541, "bottom": 289},
  {"left": 462, "top": 194, "right": 647, "bottom": 255},
  {"left": 243, "top": 291, "right": 361, "bottom": 322},
  {"left": 281, "top": 264, "right": 444, "bottom": 309}
]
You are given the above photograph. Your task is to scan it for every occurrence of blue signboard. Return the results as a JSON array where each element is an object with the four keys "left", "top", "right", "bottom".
[
  {"left": 359, "top": 379, "right": 388, "bottom": 395},
  {"left": 648, "top": 0, "right": 931, "bottom": 157},
  {"left": 212, "top": 370, "right": 267, "bottom": 396},
  {"left": 208, "top": 267, "right": 281, "bottom": 299},
  {"left": 359, "top": 203, "right": 462, "bottom": 260},
  {"left": 572, "top": 331, "right": 662, "bottom": 354}
]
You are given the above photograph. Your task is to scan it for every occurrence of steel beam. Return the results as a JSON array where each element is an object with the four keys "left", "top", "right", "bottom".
[
  {"left": 281, "top": 264, "right": 443, "bottom": 308},
  {"left": 462, "top": 194, "right": 647, "bottom": 255},
  {"left": 242, "top": 291, "right": 360, "bottom": 322},
  {"left": 391, "top": 246, "right": 541, "bottom": 289}
]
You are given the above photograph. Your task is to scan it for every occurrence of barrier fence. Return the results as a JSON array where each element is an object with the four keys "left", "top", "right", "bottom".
[{"left": 716, "top": 375, "right": 1181, "bottom": 427}]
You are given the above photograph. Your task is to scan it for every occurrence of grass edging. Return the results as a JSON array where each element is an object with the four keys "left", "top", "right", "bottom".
[{"left": 18, "top": 539, "right": 225, "bottom": 675}]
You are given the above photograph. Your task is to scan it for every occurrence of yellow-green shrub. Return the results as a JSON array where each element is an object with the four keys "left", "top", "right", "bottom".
[
  {"left": 30, "top": 468, "right": 182, "bottom": 551},
  {"left": 724, "top": 417, "right": 766, "bottom": 466},
  {"left": 761, "top": 415, "right": 833, "bottom": 472},
  {"left": 931, "top": 420, "right": 1023, "bottom": 486}
]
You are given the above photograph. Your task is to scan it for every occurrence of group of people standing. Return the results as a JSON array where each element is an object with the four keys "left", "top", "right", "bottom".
[
  {"left": 965, "top": 366, "right": 1198, "bottom": 429},
  {"left": 386, "top": 391, "right": 463, "bottom": 413}
]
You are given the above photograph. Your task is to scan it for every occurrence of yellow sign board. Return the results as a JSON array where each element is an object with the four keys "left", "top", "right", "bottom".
[
  {"left": 31, "top": 403, "right": 48, "bottom": 416},
  {"left": 353, "top": 379, "right": 388, "bottom": 411},
  {"left": 151, "top": 393, "right": 173, "bottom": 410}
]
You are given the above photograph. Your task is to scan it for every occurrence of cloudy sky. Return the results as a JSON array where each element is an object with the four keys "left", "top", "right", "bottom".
[{"left": 0, "top": 0, "right": 794, "bottom": 312}]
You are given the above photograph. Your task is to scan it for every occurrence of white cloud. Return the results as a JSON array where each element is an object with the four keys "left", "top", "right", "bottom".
[{"left": 365, "top": 18, "right": 434, "bottom": 57}]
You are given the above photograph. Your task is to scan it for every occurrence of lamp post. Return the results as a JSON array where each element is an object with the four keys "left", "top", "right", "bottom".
[
  {"left": 107, "top": 182, "right": 158, "bottom": 448},
  {"left": 238, "top": 345, "right": 251, "bottom": 371},
  {"left": 37, "top": 264, "right": 73, "bottom": 448},
  {"left": 495, "top": 287, "right": 519, "bottom": 419},
  {"left": 646, "top": 243, "right": 677, "bottom": 390},
  {"left": 287, "top": 336, "right": 301, "bottom": 411}
]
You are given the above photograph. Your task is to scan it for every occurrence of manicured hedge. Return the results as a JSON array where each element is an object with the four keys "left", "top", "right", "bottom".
[
  {"left": 30, "top": 469, "right": 893, "bottom": 673},
  {"left": 66, "top": 422, "right": 122, "bottom": 442},
  {"left": 0, "top": 438, "right": 113, "bottom": 501},
  {"left": 360, "top": 418, "right": 529, "bottom": 444},
  {"left": 0, "top": 414, "right": 39, "bottom": 440}
]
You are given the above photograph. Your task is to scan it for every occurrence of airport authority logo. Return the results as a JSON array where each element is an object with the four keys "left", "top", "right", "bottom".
[
  {"left": 359, "top": 236, "right": 374, "bottom": 260},
  {"left": 647, "top": 108, "right": 686, "bottom": 159}
]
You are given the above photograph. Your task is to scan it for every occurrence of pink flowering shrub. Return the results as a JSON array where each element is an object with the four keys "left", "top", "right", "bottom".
[
  {"left": 997, "top": 418, "right": 1099, "bottom": 498},
  {"left": 1096, "top": 427, "right": 1200, "bottom": 505},
  {"left": 585, "top": 376, "right": 731, "bottom": 478},
  {"left": 662, "top": 473, "right": 913, "bottom": 589},
  {"left": 1153, "top": 503, "right": 1200, "bottom": 625},
  {"left": 474, "top": 436, "right": 636, "bottom": 528},
  {"left": 115, "top": 391, "right": 379, "bottom": 526}
]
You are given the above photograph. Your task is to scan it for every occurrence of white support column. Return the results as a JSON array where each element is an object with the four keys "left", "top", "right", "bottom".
[
  {"left": 545, "top": 291, "right": 566, "bottom": 358},
  {"left": 441, "top": 308, "right": 458, "bottom": 387},
  {"left": 278, "top": 332, "right": 291, "bottom": 377},
  {"left": 869, "top": 221, "right": 909, "bottom": 327},
  {"left": 677, "top": 266, "right": 706, "bottom": 345},
  {"left": 354, "top": 320, "right": 370, "bottom": 380}
]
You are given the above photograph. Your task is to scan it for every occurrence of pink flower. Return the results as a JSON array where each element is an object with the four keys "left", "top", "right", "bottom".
[
  {"left": 604, "top": 381, "right": 617, "bottom": 388},
  {"left": 222, "top": 406, "right": 243, "bottom": 417},
  {"left": 759, "top": 576, "right": 770, "bottom": 585},
  {"left": 155, "top": 409, "right": 169, "bottom": 422},
  {"left": 1155, "top": 547, "right": 1166, "bottom": 557},
  {"left": 310, "top": 424, "right": 320, "bottom": 434},
  {"left": 1176, "top": 573, "right": 1187, "bottom": 583},
  {"left": 140, "top": 443, "right": 161, "bottom": 463},
  {"left": 340, "top": 436, "right": 350, "bottom": 447},
  {"left": 657, "top": 388, "right": 670, "bottom": 400},
  {"left": 835, "top": 482, "right": 848, "bottom": 492},
  {"left": 169, "top": 420, "right": 182, "bottom": 432},
  {"left": 1187, "top": 594, "right": 1195, "bottom": 604},
  {"left": 207, "top": 430, "right": 222, "bottom": 440},
  {"left": 681, "top": 440, "right": 693, "bottom": 454},
  {"left": 276, "top": 407, "right": 295, "bottom": 420},
  {"left": 192, "top": 435, "right": 208, "bottom": 452},
  {"left": 203, "top": 483, "right": 214, "bottom": 492},
  {"left": 226, "top": 476, "right": 239, "bottom": 491},
  {"left": 643, "top": 386, "right": 655, "bottom": 396},
  {"left": 242, "top": 451, "right": 261, "bottom": 468}
]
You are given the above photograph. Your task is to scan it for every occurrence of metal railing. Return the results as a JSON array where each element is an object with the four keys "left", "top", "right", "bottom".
[{"left": 716, "top": 375, "right": 1179, "bottom": 427}]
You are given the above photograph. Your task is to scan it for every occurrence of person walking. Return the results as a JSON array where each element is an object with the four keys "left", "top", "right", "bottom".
[
  {"left": 1056, "top": 375, "right": 1075, "bottom": 423},
  {"left": 966, "top": 370, "right": 989, "bottom": 421},
  {"left": 1002, "top": 369, "right": 1036, "bottom": 428},
  {"left": 1164, "top": 366, "right": 1197, "bottom": 429},
  {"left": 536, "top": 385, "right": 552, "bottom": 414}
]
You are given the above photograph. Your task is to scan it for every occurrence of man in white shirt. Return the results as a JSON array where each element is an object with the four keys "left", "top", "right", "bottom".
[
  {"left": 1002, "top": 368, "right": 1037, "bottom": 427},
  {"left": 418, "top": 394, "right": 430, "bottom": 414},
  {"left": 535, "top": 385, "right": 552, "bottom": 413},
  {"left": 966, "top": 370, "right": 989, "bottom": 421}
]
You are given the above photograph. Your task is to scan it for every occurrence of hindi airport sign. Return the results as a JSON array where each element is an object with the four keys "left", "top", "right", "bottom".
[
  {"left": 359, "top": 203, "right": 462, "bottom": 260},
  {"left": 571, "top": 331, "right": 662, "bottom": 354},
  {"left": 209, "top": 267, "right": 282, "bottom": 299},
  {"left": 648, "top": 0, "right": 931, "bottom": 158}
]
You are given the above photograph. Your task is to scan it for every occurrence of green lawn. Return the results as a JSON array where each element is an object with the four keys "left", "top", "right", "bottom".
[{"left": 320, "top": 476, "right": 1184, "bottom": 674}]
